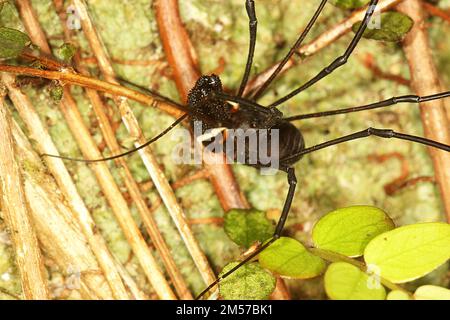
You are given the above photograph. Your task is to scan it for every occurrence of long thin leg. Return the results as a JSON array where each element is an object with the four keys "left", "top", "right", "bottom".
[
  {"left": 282, "top": 127, "right": 450, "bottom": 164},
  {"left": 195, "top": 168, "right": 297, "bottom": 300},
  {"left": 285, "top": 91, "right": 450, "bottom": 121},
  {"left": 251, "top": 0, "right": 328, "bottom": 101},
  {"left": 41, "top": 114, "right": 188, "bottom": 163},
  {"left": 237, "top": 0, "right": 258, "bottom": 97},
  {"left": 269, "top": 0, "right": 379, "bottom": 108}
]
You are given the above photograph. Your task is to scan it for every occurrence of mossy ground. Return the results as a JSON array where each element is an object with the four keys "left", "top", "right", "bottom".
[{"left": 0, "top": 0, "right": 449, "bottom": 299}]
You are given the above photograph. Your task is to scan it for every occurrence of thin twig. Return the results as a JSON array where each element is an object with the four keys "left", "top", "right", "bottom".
[
  {"left": 72, "top": 0, "right": 216, "bottom": 288},
  {"left": 53, "top": 0, "right": 192, "bottom": 300},
  {"left": 16, "top": 0, "right": 175, "bottom": 299},
  {"left": 0, "top": 64, "right": 185, "bottom": 118},
  {"left": 0, "top": 95, "right": 49, "bottom": 300},
  {"left": 397, "top": 0, "right": 450, "bottom": 220}
]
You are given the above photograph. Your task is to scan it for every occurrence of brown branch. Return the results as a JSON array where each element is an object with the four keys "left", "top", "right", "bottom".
[
  {"left": 245, "top": 0, "right": 405, "bottom": 96},
  {"left": 0, "top": 95, "right": 49, "bottom": 300},
  {"left": 188, "top": 218, "right": 224, "bottom": 226},
  {"left": 53, "top": 0, "right": 192, "bottom": 300},
  {"left": 16, "top": 0, "right": 175, "bottom": 299},
  {"left": 391, "top": 176, "right": 435, "bottom": 194},
  {"left": 72, "top": 0, "right": 216, "bottom": 289},
  {"left": 397, "top": 0, "right": 450, "bottom": 221}
]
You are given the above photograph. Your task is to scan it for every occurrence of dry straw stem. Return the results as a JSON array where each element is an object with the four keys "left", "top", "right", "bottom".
[
  {"left": 52, "top": 0, "right": 191, "bottom": 300},
  {"left": 0, "top": 95, "right": 49, "bottom": 300},
  {"left": 72, "top": 0, "right": 216, "bottom": 287},
  {"left": 59, "top": 90, "right": 176, "bottom": 299},
  {"left": 3, "top": 72, "right": 148, "bottom": 299},
  {"left": 13, "top": 0, "right": 132, "bottom": 299},
  {"left": 245, "top": 0, "right": 404, "bottom": 95},
  {"left": 154, "top": 0, "right": 291, "bottom": 299},
  {"left": 10, "top": 118, "right": 114, "bottom": 300},
  {"left": 397, "top": 0, "right": 450, "bottom": 220},
  {"left": 16, "top": 0, "right": 176, "bottom": 299}
]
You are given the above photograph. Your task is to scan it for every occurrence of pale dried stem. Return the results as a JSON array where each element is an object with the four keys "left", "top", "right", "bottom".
[
  {"left": 73, "top": 0, "right": 216, "bottom": 287},
  {"left": 0, "top": 96, "right": 49, "bottom": 300},
  {"left": 14, "top": 0, "right": 134, "bottom": 299},
  {"left": 397, "top": 0, "right": 450, "bottom": 220},
  {"left": 59, "top": 90, "right": 176, "bottom": 299},
  {"left": 10, "top": 118, "right": 114, "bottom": 299},
  {"left": 53, "top": 0, "right": 192, "bottom": 299}
]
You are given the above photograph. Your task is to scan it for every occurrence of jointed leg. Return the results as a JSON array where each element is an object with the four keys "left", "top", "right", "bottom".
[
  {"left": 285, "top": 91, "right": 450, "bottom": 121},
  {"left": 41, "top": 114, "right": 188, "bottom": 163},
  {"left": 283, "top": 127, "right": 450, "bottom": 164},
  {"left": 237, "top": 0, "right": 258, "bottom": 97},
  {"left": 195, "top": 167, "right": 297, "bottom": 300},
  {"left": 251, "top": 0, "right": 328, "bottom": 101},
  {"left": 269, "top": 0, "right": 379, "bottom": 108}
]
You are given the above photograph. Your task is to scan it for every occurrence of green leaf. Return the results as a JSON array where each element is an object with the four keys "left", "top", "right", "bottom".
[
  {"left": 56, "top": 43, "right": 77, "bottom": 63},
  {"left": 259, "top": 237, "right": 326, "bottom": 279},
  {"left": 352, "top": 11, "right": 414, "bottom": 42},
  {"left": 414, "top": 285, "right": 450, "bottom": 300},
  {"left": 325, "top": 262, "right": 386, "bottom": 300},
  {"left": 224, "top": 209, "right": 274, "bottom": 248},
  {"left": 0, "top": 27, "right": 31, "bottom": 59},
  {"left": 364, "top": 223, "right": 450, "bottom": 283},
  {"left": 312, "top": 206, "right": 394, "bottom": 257},
  {"left": 330, "top": 0, "right": 369, "bottom": 9},
  {"left": 219, "top": 262, "right": 276, "bottom": 300},
  {"left": 386, "top": 290, "right": 411, "bottom": 300}
]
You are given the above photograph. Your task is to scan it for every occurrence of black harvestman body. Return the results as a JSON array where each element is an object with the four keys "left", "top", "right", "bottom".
[{"left": 42, "top": 0, "right": 450, "bottom": 299}]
